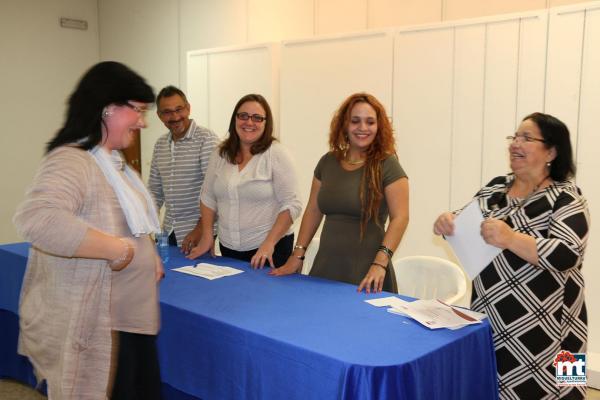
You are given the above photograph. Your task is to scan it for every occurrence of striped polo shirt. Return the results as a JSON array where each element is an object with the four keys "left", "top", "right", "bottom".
[{"left": 148, "top": 120, "right": 220, "bottom": 246}]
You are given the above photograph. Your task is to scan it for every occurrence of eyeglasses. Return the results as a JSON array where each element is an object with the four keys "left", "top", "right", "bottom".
[
  {"left": 158, "top": 106, "right": 187, "bottom": 118},
  {"left": 506, "top": 134, "right": 547, "bottom": 144},
  {"left": 123, "top": 103, "right": 149, "bottom": 116},
  {"left": 236, "top": 112, "right": 267, "bottom": 123}
]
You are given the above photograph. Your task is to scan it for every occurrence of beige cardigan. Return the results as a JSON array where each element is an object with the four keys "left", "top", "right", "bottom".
[{"left": 14, "top": 146, "right": 155, "bottom": 399}]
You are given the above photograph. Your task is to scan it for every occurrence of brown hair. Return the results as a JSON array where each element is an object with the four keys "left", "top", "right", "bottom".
[
  {"left": 219, "top": 94, "right": 275, "bottom": 163},
  {"left": 329, "top": 93, "right": 397, "bottom": 238}
]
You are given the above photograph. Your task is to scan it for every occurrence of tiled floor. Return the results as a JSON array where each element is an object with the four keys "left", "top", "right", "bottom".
[{"left": 1, "top": 378, "right": 600, "bottom": 399}]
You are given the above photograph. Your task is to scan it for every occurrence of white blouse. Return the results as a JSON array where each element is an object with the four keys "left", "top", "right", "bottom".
[{"left": 200, "top": 142, "right": 303, "bottom": 251}]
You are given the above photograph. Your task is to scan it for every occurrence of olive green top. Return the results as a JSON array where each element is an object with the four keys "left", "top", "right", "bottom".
[{"left": 310, "top": 152, "right": 407, "bottom": 291}]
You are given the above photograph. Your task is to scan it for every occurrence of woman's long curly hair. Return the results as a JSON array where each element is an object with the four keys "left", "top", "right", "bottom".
[{"left": 329, "top": 93, "right": 397, "bottom": 238}]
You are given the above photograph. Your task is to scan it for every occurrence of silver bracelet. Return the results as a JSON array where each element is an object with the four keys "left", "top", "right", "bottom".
[{"left": 377, "top": 245, "right": 393, "bottom": 260}]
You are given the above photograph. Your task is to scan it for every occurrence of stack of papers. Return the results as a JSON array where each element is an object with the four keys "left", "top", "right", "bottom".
[
  {"left": 172, "top": 263, "right": 244, "bottom": 280},
  {"left": 366, "top": 296, "right": 486, "bottom": 330}
]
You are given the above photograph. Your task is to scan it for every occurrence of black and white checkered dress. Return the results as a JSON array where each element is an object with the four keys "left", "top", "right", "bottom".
[{"left": 467, "top": 175, "right": 589, "bottom": 399}]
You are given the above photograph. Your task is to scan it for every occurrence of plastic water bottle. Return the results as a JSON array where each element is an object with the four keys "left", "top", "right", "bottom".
[{"left": 157, "top": 231, "right": 170, "bottom": 264}]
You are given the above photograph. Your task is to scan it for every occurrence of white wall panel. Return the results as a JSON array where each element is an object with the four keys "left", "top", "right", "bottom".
[
  {"left": 368, "top": 0, "right": 442, "bottom": 28},
  {"left": 545, "top": 8, "right": 585, "bottom": 148},
  {"left": 281, "top": 32, "right": 394, "bottom": 203},
  {"left": 393, "top": 28, "right": 454, "bottom": 259},
  {"left": 179, "top": 0, "right": 248, "bottom": 91},
  {"left": 445, "top": 0, "right": 547, "bottom": 20},
  {"left": 187, "top": 44, "right": 279, "bottom": 139},
  {"left": 515, "top": 13, "right": 548, "bottom": 119},
  {"left": 186, "top": 54, "right": 209, "bottom": 129},
  {"left": 248, "top": 0, "right": 314, "bottom": 43},
  {"left": 450, "top": 25, "right": 486, "bottom": 211},
  {"left": 316, "top": 0, "right": 367, "bottom": 35},
  {"left": 481, "top": 20, "right": 520, "bottom": 184}
]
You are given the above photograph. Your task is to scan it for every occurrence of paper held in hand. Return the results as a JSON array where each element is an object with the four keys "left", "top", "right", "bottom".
[
  {"left": 445, "top": 199, "right": 502, "bottom": 279},
  {"left": 366, "top": 296, "right": 486, "bottom": 330},
  {"left": 173, "top": 263, "right": 244, "bottom": 280}
]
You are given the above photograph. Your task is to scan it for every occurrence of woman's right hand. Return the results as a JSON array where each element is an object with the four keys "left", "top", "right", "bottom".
[
  {"left": 433, "top": 212, "right": 455, "bottom": 236},
  {"left": 187, "top": 235, "right": 215, "bottom": 260},
  {"left": 269, "top": 257, "right": 303, "bottom": 276}
]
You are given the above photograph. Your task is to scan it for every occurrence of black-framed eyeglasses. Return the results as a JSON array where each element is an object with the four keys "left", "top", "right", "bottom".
[
  {"left": 158, "top": 105, "right": 187, "bottom": 118},
  {"left": 236, "top": 112, "right": 267, "bottom": 123},
  {"left": 506, "top": 134, "right": 547, "bottom": 144},
  {"left": 123, "top": 103, "right": 149, "bottom": 116}
]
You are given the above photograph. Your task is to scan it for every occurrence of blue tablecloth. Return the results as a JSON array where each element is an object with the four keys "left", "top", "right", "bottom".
[{"left": 0, "top": 242, "right": 498, "bottom": 399}]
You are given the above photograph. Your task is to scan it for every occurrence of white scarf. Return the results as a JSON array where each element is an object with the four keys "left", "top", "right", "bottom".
[{"left": 89, "top": 146, "right": 161, "bottom": 237}]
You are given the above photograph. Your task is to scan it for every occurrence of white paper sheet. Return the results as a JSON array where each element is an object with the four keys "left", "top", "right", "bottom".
[
  {"left": 388, "top": 299, "right": 484, "bottom": 329},
  {"left": 172, "top": 263, "right": 244, "bottom": 280},
  {"left": 366, "top": 296, "right": 487, "bottom": 330},
  {"left": 365, "top": 296, "right": 410, "bottom": 309},
  {"left": 445, "top": 199, "right": 502, "bottom": 279}
]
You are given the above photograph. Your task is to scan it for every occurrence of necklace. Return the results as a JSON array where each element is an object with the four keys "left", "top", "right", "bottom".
[
  {"left": 508, "top": 175, "right": 550, "bottom": 198},
  {"left": 344, "top": 150, "right": 365, "bottom": 165},
  {"left": 490, "top": 175, "right": 551, "bottom": 220},
  {"left": 525, "top": 175, "right": 550, "bottom": 197},
  {"left": 345, "top": 158, "right": 365, "bottom": 165},
  {"left": 532, "top": 175, "right": 549, "bottom": 192}
]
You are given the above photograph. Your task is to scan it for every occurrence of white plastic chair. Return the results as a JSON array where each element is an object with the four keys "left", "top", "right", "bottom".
[
  {"left": 393, "top": 256, "right": 467, "bottom": 305},
  {"left": 300, "top": 238, "right": 319, "bottom": 275}
]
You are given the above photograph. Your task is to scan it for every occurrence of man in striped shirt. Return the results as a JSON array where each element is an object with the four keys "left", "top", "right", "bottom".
[{"left": 149, "top": 86, "right": 219, "bottom": 253}]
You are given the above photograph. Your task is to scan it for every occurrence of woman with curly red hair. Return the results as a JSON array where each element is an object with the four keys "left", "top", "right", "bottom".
[{"left": 272, "top": 93, "right": 409, "bottom": 293}]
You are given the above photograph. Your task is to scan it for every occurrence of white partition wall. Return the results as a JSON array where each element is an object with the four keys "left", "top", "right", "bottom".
[
  {"left": 186, "top": 44, "right": 280, "bottom": 138},
  {"left": 451, "top": 24, "right": 486, "bottom": 212},
  {"left": 393, "top": 27, "right": 455, "bottom": 260},
  {"left": 392, "top": 11, "right": 548, "bottom": 262},
  {"left": 280, "top": 31, "right": 394, "bottom": 203}
]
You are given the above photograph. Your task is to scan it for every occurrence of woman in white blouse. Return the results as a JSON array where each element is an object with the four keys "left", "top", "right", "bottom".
[{"left": 187, "top": 94, "right": 302, "bottom": 268}]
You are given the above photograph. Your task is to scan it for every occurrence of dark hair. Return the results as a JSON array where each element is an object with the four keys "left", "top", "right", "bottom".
[
  {"left": 156, "top": 85, "right": 188, "bottom": 108},
  {"left": 219, "top": 94, "right": 275, "bottom": 163},
  {"left": 46, "top": 61, "right": 154, "bottom": 153},
  {"left": 523, "top": 112, "right": 576, "bottom": 181},
  {"left": 329, "top": 93, "right": 397, "bottom": 238}
]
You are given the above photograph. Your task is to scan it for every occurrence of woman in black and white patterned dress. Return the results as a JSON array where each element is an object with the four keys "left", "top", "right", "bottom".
[{"left": 434, "top": 112, "right": 589, "bottom": 399}]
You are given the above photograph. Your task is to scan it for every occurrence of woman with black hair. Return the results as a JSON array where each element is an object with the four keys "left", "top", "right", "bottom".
[
  {"left": 434, "top": 112, "right": 590, "bottom": 399},
  {"left": 14, "top": 61, "right": 163, "bottom": 399}
]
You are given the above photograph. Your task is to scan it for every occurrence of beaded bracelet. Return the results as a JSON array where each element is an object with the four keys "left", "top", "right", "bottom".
[
  {"left": 294, "top": 244, "right": 307, "bottom": 251},
  {"left": 377, "top": 245, "right": 394, "bottom": 260}
]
